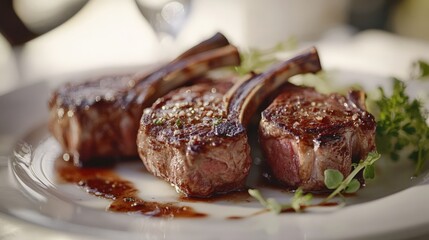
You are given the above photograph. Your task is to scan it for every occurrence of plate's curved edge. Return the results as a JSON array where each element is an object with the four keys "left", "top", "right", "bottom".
[
  {"left": 1, "top": 69, "right": 429, "bottom": 240},
  {"left": 7, "top": 134, "right": 429, "bottom": 240},
  {"left": 5, "top": 137, "right": 256, "bottom": 240}
]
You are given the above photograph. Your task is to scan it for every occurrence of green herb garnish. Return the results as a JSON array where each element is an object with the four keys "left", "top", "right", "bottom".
[
  {"left": 249, "top": 152, "right": 381, "bottom": 214},
  {"left": 153, "top": 118, "right": 165, "bottom": 125},
  {"left": 375, "top": 78, "right": 429, "bottom": 175},
  {"left": 175, "top": 119, "right": 183, "bottom": 128},
  {"left": 234, "top": 37, "right": 297, "bottom": 75},
  {"left": 248, "top": 188, "right": 312, "bottom": 213},
  {"left": 324, "top": 169, "right": 344, "bottom": 189},
  {"left": 323, "top": 151, "right": 381, "bottom": 202}
]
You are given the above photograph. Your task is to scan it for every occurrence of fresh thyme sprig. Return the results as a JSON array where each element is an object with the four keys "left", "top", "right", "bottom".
[
  {"left": 323, "top": 152, "right": 381, "bottom": 203},
  {"left": 375, "top": 78, "right": 429, "bottom": 176}
]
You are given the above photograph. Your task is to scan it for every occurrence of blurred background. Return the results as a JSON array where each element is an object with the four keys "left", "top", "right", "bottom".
[
  {"left": 1, "top": 1, "right": 429, "bottom": 239},
  {"left": 1, "top": 0, "right": 429, "bottom": 95}
]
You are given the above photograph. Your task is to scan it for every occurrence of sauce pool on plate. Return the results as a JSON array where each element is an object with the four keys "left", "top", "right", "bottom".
[{"left": 55, "top": 155, "right": 207, "bottom": 218}]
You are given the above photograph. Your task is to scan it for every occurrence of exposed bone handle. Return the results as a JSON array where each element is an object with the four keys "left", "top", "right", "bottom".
[
  {"left": 153, "top": 45, "right": 240, "bottom": 101},
  {"left": 348, "top": 90, "right": 367, "bottom": 111},
  {"left": 225, "top": 47, "right": 321, "bottom": 126},
  {"left": 133, "top": 44, "right": 241, "bottom": 107},
  {"left": 125, "top": 33, "right": 240, "bottom": 107},
  {"left": 132, "top": 32, "right": 233, "bottom": 86},
  {"left": 174, "top": 32, "right": 230, "bottom": 62}
]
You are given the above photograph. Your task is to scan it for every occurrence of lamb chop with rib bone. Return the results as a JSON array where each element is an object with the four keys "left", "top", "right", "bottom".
[
  {"left": 138, "top": 48, "right": 322, "bottom": 197},
  {"left": 49, "top": 33, "right": 240, "bottom": 166}
]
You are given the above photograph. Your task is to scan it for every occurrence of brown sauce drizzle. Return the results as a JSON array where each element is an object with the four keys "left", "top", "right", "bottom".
[
  {"left": 227, "top": 209, "right": 269, "bottom": 220},
  {"left": 179, "top": 190, "right": 251, "bottom": 203},
  {"left": 55, "top": 155, "right": 347, "bottom": 219},
  {"left": 226, "top": 202, "right": 339, "bottom": 219},
  {"left": 56, "top": 157, "right": 206, "bottom": 218},
  {"left": 280, "top": 202, "right": 340, "bottom": 213}
]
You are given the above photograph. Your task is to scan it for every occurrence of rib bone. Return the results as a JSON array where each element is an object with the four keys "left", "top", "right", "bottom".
[
  {"left": 49, "top": 33, "right": 240, "bottom": 166},
  {"left": 137, "top": 47, "right": 322, "bottom": 197},
  {"left": 225, "top": 47, "right": 321, "bottom": 125}
]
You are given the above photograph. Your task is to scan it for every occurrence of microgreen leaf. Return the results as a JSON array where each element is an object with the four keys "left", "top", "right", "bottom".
[
  {"left": 248, "top": 188, "right": 312, "bottom": 214},
  {"left": 252, "top": 152, "right": 381, "bottom": 213},
  {"left": 266, "top": 198, "right": 282, "bottom": 214},
  {"left": 248, "top": 189, "right": 282, "bottom": 214},
  {"left": 344, "top": 179, "right": 360, "bottom": 193},
  {"left": 248, "top": 189, "right": 269, "bottom": 207},
  {"left": 324, "top": 169, "right": 344, "bottom": 189},
  {"left": 290, "top": 188, "right": 313, "bottom": 212},
  {"left": 363, "top": 164, "right": 375, "bottom": 180},
  {"left": 235, "top": 37, "right": 297, "bottom": 75},
  {"left": 323, "top": 151, "right": 381, "bottom": 203}
]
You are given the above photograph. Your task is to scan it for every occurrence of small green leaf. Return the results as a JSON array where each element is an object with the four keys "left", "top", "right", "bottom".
[
  {"left": 249, "top": 188, "right": 313, "bottom": 214},
  {"left": 248, "top": 189, "right": 268, "bottom": 207},
  {"left": 345, "top": 179, "right": 360, "bottom": 193},
  {"left": 153, "top": 118, "right": 164, "bottom": 125},
  {"left": 363, "top": 164, "right": 375, "bottom": 180},
  {"left": 266, "top": 198, "right": 282, "bottom": 214},
  {"left": 290, "top": 188, "right": 313, "bottom": 212},
  {"left": 234, "top": 37, "right": 297, "bottom": 75},
  {"left": 324, "top": 169, "right": 344, "bottom": 189},
  {"left": 417, "top": 60, "right": 429, "bottom": 79},
  {"left": 175, "top": 119, "right": 183, "bottom": 128},
  {"left": 322, "top": 151, "right": 381, "bottom": 203}
]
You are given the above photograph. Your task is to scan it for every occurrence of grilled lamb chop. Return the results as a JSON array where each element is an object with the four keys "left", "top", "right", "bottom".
[
  {"left": 49, "top": 33, "right": 240, "bottom": 167},
  {"left": 138, "top": 48, "right": 321, "bottom": 197},
  {"left": 259, "top": 83, "right": 376, "bottom": 191}
]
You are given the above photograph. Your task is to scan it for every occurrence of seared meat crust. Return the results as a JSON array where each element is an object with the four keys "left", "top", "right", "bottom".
[{"left": 259, "top": 83, "right": 376, "bottom": 191}]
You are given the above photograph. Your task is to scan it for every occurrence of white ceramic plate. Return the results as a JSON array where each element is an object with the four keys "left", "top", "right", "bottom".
[{"left": 1, "top": 70, "right": 429, "bottom": 240}]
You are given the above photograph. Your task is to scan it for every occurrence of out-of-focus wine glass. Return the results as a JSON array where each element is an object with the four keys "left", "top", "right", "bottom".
[
  {"left": 135, "top": 0, "right": 192, "bottom": 58},
  {"left": 0, "top": 0, "right": 88, "bottom": 83}
]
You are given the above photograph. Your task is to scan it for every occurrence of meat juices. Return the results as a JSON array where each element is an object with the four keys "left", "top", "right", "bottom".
[
  {"left": 259, "top": 83, "right": 376, "bottom": 191},
  {"left": 48, "top": 33, "right": 240, "bottom": 166},
  {"left": 138, "top": 48, "right": 322, "bottom": 197}
]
